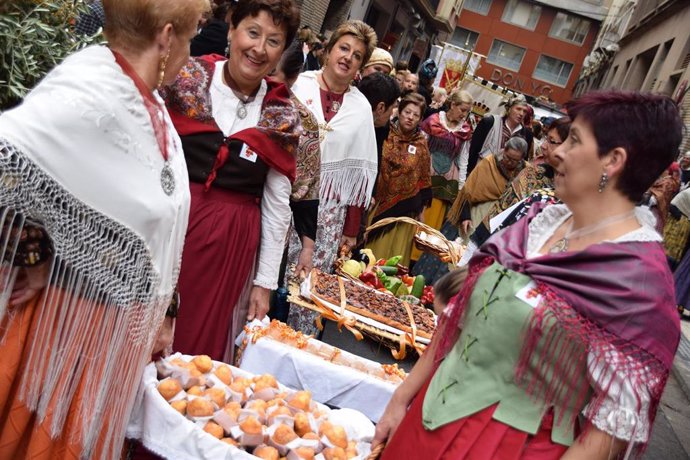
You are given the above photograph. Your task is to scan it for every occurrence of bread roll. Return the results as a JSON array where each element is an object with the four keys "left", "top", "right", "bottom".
[
  {"left": 187, "top": 398, "right": 214, "bottom": 417},
  {"left": 214, "top": 364, "right": 233, "bottom": 385},
  {"left": 192, "top": 355, "right": 213, "bottom": 373},
  {"left": 322, "top": 447, "right": 347, "bottom": 460},
  {"left": 272, "top": 424, "right": 298, "bottom": 445},
  {"left": 203, "top": 421, "right": 224, "bottom": 439},
  {"left": 170, "top": 400, "right": 187, "bottom": 415},
  {"left": 157, "top": 378, "right": 182, "bottom": 401},
  {"left": 253, "top": 445, "right": 279, "bottom": 460}
]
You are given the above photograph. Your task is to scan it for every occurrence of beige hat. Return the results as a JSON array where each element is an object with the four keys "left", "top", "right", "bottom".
[{"left": 364, "top": 48, "right": 394, "bottom": 73}]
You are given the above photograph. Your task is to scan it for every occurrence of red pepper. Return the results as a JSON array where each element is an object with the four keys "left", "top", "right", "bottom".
[
  {"left": 401, "top": 275, "right": 415, "bottom": 287},
  {"left": 375, "top": 258, "right": 387, "bottom": 266}
]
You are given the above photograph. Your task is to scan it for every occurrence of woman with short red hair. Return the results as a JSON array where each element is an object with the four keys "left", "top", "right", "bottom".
[{"left": 374, "top": 91, "right": 682, "bottom": 459}]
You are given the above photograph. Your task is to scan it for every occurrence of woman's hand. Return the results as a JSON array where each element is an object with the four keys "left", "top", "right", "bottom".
[
  {"left": 295, "top": 246, "right": 314, "bottom": 279},
  {"left": 152, "top": 317, "right": 175, "bottom": 356},
  {"left": 461, "top": 220, "right": 472, "bottom": 236},
  {"left": 340, "top": 235, "right": 357, "bottom": 252},
  {"left": 371, "top": 394, "right": 408, "bottom": 450},
  {"left": 10, "top": 262, "right": 51, "bottom": 305},
  {"left": 247, "top": 286, "right": 270, "bottom": 321}
]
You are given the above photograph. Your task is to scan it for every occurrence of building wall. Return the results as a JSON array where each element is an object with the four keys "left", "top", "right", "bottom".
[
  {"left": 603, "top": 4, "right": 690, "bottom": 94},
  {"left": 295, "top": 0, "right": 331, "bottom": 31},
  {"left": 602, "top": 3, "right": 690, "bottom": 151},
  {"left": 456, "top": 0, "right": 599, "bottom": 104}
]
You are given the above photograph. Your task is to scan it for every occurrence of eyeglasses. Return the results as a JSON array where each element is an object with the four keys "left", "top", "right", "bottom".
[
  {"left": 501, "top": 156, "right": 524, "bottom": 167},
  {"left": 544, "top": 137, "right": 562, "bottom": 146}
]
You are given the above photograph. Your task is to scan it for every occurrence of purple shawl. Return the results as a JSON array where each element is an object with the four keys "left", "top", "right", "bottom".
[{"left": 436, "top": 203, "right": 680, "bottom": 452}]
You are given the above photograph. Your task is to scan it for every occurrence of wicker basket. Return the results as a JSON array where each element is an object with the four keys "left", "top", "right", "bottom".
[{"left": 364, "top": 216, "right": 463, "bottom": 265}]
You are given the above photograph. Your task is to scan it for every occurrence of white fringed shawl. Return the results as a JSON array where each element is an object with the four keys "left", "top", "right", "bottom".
[
  {"left": 291, "top": 71, "right": 377, "bottom": 207},
  {"left": 0, "top": 46, "right": 190, "bottom": 459}
]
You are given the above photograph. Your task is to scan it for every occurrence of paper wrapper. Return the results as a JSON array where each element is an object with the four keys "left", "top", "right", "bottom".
[
  {"left": 213, "top": 409, "right": 239, "bottom": 433},
  {"left": 251, "top": 387, "right": 281, "bottom": 402},
  {"left": 266, "top": 424, "right": 300, "bottom": 456},
  {"left": 229, "top": 425, "right": 265, "bottom": 448}
]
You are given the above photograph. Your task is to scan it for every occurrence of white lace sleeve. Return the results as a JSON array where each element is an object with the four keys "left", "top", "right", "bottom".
[
  {"left": 253, "top": 169, "right": 291, "bottom": 289},
  {"left": 584, "top": 346, "right": 653, "bottom": 443}
]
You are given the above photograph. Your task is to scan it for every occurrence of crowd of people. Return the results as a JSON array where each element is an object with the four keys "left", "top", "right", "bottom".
[{"left": 0, "top": 0, "right": 687, "bottom": 459}]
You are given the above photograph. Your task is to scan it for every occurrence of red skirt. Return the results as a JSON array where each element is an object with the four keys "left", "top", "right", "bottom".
[
  {"left": 380, "top": 378, "right": 568, "bottom": 460},
  {"left": 173, "top": 183, "right": 261, "bottom": 361}
]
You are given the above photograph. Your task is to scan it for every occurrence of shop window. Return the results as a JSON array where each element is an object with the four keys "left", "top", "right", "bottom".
[
  {"left": 463, "top": 0, "right": 492, "bottom": 15},
  {"left": 487, "top": 39, "right": 526, "bottom": 72},
  {"left": 549, "top": 12, "right": 591, "bottom": 45},
  {"left": 533, "top": 55, "right": 574, "bottom": 87},
  {"left": 451, "top": 27, "right": 479, "bottom": 50},
  {"left": 501, "top": 0, "right": 541, "bottom": 30}
]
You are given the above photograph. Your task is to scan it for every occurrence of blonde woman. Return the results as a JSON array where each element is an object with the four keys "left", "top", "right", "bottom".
[{"left": 288, "top": 20, "right": 378, "bottom": 335}]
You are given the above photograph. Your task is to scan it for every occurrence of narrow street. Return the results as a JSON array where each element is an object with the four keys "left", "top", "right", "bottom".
[{"left": 645, "top": 373, "right": 690, "bottom": 459}]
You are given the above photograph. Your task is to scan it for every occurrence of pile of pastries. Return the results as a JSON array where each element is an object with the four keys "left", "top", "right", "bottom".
[
  {"left": 156, "top": 355, "right": 368, "bottom": 459},
  {"left": 246, "top": 320, "right": 406, "bottom": 384}
]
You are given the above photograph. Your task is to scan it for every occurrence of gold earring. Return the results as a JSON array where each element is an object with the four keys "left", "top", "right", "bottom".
[{"left": 157, "top": 48, "right": 171, "bottom": 88}]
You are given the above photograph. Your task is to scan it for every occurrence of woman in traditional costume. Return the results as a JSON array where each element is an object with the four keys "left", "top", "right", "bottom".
[
  {"left": 374, "top": 91, "right": 682, "bottom": 459},
  {"left": 163, "top": 0, "right": 301, "bottom": 361},
  {"left": 466, "top": 117, "right": 571, "bottom": 254},
  {"left": 409, "top": 90, "right": 473, "bottom": 280},
  {"left": 467, "top": 94, "right": 532, "bottom": 176},
  {"left": 416, "top": 89, "right": 474, "bottom": 231},
  {"left": 366, "top": 93, "right": 432, "bottom": 267},
  {"left": 287, "top": 20, "right": 378, "bottom": 335},
  {"left": 0, "top": 0, "right": 209, "bottom": 457},
  {"left": 448, "top": 136, "right": 528, "bottom": 237}
]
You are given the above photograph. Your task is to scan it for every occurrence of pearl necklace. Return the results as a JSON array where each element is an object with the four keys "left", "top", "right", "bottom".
[{"left": 548, "top": 210, "right": 636, "bottom": 253}]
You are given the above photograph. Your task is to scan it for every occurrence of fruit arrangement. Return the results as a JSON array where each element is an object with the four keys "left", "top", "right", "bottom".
[{"left": 339, "top": 250, "right": 434, "bottom": 307}]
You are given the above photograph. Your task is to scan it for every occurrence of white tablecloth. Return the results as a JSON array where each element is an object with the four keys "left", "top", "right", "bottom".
[
  {"left": 238, "top": 331, "right": 398, "bottom": 423},
  {"left": 127, "top": 355, "right": 375, "bottom": 459}
]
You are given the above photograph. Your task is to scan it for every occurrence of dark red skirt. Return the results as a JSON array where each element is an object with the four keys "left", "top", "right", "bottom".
[
  {"left": 173, "top": 183, "right": 261, "bottom": 360},
  {"left": 380, "top": 378, "right": 568, "bottom": 460}
]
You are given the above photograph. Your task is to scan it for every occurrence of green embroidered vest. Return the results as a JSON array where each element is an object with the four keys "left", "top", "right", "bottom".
[{"left": 422, "top": 263, "right": 591, "bottom": 446}]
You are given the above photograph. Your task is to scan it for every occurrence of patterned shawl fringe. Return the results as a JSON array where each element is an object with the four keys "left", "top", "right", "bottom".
[
  {"left": 319, "top": 160, "right": 377, "bottom": 208},
  {"left": 515, "top": 283, "right": 668, "bottom": 458},
  {"left": 437, "top": 257, "right": 668, "bottom": 458},
  {"left": 1, "top": 141, "right": 168, "bottom": 459}
]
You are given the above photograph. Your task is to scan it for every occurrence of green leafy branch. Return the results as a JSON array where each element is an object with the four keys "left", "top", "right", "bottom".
[{"left": 0, "top": 1, "right": 100, "bottom": 110}]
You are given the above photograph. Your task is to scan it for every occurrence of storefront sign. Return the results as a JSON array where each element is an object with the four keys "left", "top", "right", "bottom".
[{"left": 490, "top": 69, "right": 553, "bottom": 97}]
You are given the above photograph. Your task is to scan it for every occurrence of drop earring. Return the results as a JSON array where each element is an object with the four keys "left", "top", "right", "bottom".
[
  {"left": 598, "top": 171, "right": 609, "bottom": 193},
  {"left": 157, "top": 48, "right": 171, "bottom": 88}
]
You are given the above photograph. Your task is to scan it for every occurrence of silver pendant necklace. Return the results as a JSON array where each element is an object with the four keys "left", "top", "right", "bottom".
[
  {"left": 223, "top": 61, "right": 257, "bottom": 121},
  {"left": 548, "top": 210, "right": 636, "bottom": 253},
  {"left": 237, "top": 101, "right": 248, "bottom": 119},
  {"left": 160, "top": 161, "right": 175, "bottom": 196}
]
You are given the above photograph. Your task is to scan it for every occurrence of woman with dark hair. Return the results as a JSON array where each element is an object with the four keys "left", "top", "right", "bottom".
[
  {"left": 462, "top": 117, "right": 572, "bottom": 258},
  {"left": 374, "top": 91, "right": 682, "bottom": 459},
  {"left": 365, "top": 93, "right": 431, "bottom": 266},
  {"left": 287, "top": 20, "right": 379, "bottom": 335},
  {"left": 163, "top": 0, "right": 301, "bottom": 361},
  {"left": 0, "top": 0, "right": 209, "bottom": 457}
]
